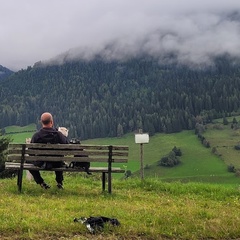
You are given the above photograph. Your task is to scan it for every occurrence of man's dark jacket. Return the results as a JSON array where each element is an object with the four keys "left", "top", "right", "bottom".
[
  {"left": 31, "top": 127, "right": 69, "bottom": 144},
  {"left": 30, "top": 127, "right": 69, "bottom": 168}
]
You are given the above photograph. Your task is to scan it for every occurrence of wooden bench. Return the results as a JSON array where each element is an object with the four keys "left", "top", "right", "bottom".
[{"left": 5, "top": 143, "right": 129, "bottom": 193}]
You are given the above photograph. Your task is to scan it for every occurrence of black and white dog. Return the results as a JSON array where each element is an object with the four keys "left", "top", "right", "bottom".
[
  {"left": 58, "top": 128, "right": 91, "bottom": 175},
  {"left": 74, "top": 216, "right": 120, "bottom": 233},
  {"left": 68, "top": 138, "right": 91, "bottom": 175}
]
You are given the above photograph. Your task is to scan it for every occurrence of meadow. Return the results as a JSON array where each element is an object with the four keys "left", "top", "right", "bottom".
[
  {"left": 1, "top": 176, "right": 240, "bottom": 240},
  {"left": 203, "top": 119, "right": 240, "bottom": 170},
  {"left": 1, "top": 122, "right": 240, "bottom": 239},
  {"left": 4, "top": 122, "right": 239, "bottom": 184}
]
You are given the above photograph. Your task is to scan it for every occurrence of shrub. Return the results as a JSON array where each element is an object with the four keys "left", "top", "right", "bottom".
[
  {"left": 158, "top": 150, "right": 181, "bottom": 167},
  {"left": 172, "top": 146, "right": 182, "bottom": 156},
  {"left": 203, "top": 139, "right": 210, "bottom": 148},
  {"left": 0, "top": 136, "right": 16, "bottom": 179},
  {"left": 228, "top": 164, "right": 236, "bottom": 173},
  {"left": 124, "top": 170, "right": 132, "bottom": 179},
  {"left": 211, "top": 147, "right": 221, "bottom": 156},
  {"left": 144, "top": 164, "right": 150, "bottom": 169},
  {"left": 234, "top": 144, "right": 240, "bottom": 150},
  {"left": 223, "top": 117, "right": 229, "bottom": 125},
  {"left": 195, "top": 123, "right": 206, "bottom": 135},
  {"left": 212, "top": 147, "right": 217, "bottom": 154}
]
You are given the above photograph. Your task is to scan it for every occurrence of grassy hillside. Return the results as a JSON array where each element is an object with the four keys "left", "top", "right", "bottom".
[
  {"left": 83, "top": 131, "right": 237, "bottom": 184},
  {"left": 4, "top": 124, "right": 239, "bottom": 185},
  {"left": 2, "top": 123, "right": 240, "bottom": 239},
  {"left": 203, "top": 117, "right": 240, "bottom": 170},
  {"left": 142, "top": 131, "right": 237, "bottom": 185}
]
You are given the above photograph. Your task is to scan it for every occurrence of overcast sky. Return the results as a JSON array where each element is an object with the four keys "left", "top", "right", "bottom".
[{"left": 1, "top": 0, "right": 240, "bottom": 71}]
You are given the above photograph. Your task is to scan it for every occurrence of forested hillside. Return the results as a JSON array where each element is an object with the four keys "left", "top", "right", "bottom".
[
  {"left": 0, "top": 57, "right": 240, "bottom": 139},
  {"left": 0, "top": 65, "right": 14, "bottom": 81}
]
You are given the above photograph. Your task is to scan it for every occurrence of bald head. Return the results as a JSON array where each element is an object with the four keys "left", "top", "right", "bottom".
[{"left": 41, "top": 112, "right": 53, "bottom": 127}]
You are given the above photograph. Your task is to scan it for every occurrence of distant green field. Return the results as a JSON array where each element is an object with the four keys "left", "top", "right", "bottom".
[
  {"left": 203, "top": 122, "right": 240, "bottom": 169},
  {"left": 4, "top": 124, "right": 36, "bottom": 143},
  {"left": 3, "top": 123, "right": 239, "bottom": 185},
  {"left": 4, "top": 123, "right": 36, "bottom": 134},
  {"left": 83, "top": 130, "right": 237, "bottom": 183}
]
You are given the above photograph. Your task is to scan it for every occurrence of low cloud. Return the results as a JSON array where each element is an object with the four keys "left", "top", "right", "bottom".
[{"left": 1, "top": 0, "right": 240, "bottom": 70}]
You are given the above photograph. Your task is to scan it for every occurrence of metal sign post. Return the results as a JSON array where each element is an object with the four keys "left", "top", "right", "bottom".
[{"left": 135, "top": 129, "right": 149, "bottom": 180}]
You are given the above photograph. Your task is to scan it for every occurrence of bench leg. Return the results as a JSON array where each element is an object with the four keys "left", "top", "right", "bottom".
[
  {"left": 17, "top": 170, "right": 23, "bottom": 192},
  {"left": 102, "top": 172, "right": 106, "bottom": 191},
  {"left": 108, "top": 171, "right": 112, "bottom": 194}
]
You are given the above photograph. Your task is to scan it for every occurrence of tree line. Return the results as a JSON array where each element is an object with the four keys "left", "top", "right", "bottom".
[{"left": 0, "top": 56, "right": 240, "bottom": 139}]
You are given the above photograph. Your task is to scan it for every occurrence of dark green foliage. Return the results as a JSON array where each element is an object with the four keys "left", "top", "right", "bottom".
[
  {"left": 203, "top": 139, "right": 211, "bottom": 148},
  {"left": 158, "top": 149, "right": 181, "bottom": 167},
  {"left": 197, "top": 133, "right": 205, "bottom": 142},
  {"left": 231, "top": 117, "right": 240, "bottom": 130},
  {"left": 0, "top": 128, "right": 6, "bottom": 135},
  {"left": 232, "top": 117, "right": 238, "bottom": 124},
  {"left": 124, "top": 170, "right": 132, "bottom": 179},
  {"left": 223, "top": 116, "right": 229, "bottom": 125},
  {"left": 234, "top": 144, "right": 240, "bottom": 150},
  {"left": 212, "top": 147, "right": 217, "bottom": 154},
  {"left": 196, "top": 132, "right": 210, "bottom": 148},
  {"left": 211, "top": 147, "right": 221, "bottom": 157},
  {"left": 144, "top": 164, "right": 150, "bottom": 169},
  {"left": 1, "top": 57, "right": 240, "bottom": 139},
  {"left": 195, "top": 123, "right": 206, "bottom": 135},
  {"left": 0, "top": 65, "right": 14, "bottom": 80},
  {"left": 117, "top": 123, "right": 124, "bottom": 137},
  {"left": 0, "top": 136, "right": 16, "bottom": 178},
  {"left": 172, "top": 146, "right": 182, "bottom": 156},
  {"left": 228, "top": 164, "right": 236, "bottom": 173}
]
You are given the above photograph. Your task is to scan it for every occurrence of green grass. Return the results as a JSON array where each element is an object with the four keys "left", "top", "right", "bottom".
[
  {"left": 4, "top": 124, "right": 36, "bottom": 143},
  {"left": 4, "top": 124, "right": 36, "bottom": 134},
  {"left": 1, "top": 176, "right": 240, "bottom": 239},
  {"left": 83, "top": 130, "right": 238, "bottom": 184},
  {"left": 143, "top": 131, "right": 235, "bottom": 182},
  {"left": 2, "top": 123, "right": 240, "bottom": 239},
  {"left": 203, "top": 122, "right": 240, "bottom": 169}
]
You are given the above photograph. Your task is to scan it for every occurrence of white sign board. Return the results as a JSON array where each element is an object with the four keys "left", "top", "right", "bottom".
[{"left": 135, "top": 133, "right": 149, "bottom": 144}]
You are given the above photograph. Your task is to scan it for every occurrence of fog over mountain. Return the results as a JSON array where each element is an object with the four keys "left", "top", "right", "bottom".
[{"left": 1, "top": 0, "right": 240, "bottom": 70}]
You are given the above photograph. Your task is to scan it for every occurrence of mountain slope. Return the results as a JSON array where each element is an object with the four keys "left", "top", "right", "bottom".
[
  {"left": 0, "top": 65, "right": 14, "bottom": 81},
  {"left": 0, "top": 57, "right": 240, "bottom": 139}
]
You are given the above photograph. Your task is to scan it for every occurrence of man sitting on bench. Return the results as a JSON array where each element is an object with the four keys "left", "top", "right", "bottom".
[{"left": 29, "top": 112, "right": 69, "bottom": 189}]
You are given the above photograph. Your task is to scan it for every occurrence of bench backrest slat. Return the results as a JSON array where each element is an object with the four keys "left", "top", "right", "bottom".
[
  {"left": 8, "top": 143, "right": 129, "bottom": 151},
  {"left": 7, "top": 143, "right": 128, "bottom": 163}
]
